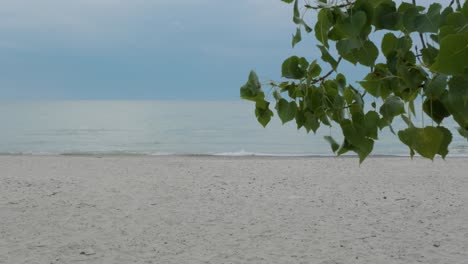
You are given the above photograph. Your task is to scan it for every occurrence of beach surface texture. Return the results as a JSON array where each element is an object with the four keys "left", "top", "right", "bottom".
[{"left": 1, "top": 155, "right": 467, "bottom": 264}]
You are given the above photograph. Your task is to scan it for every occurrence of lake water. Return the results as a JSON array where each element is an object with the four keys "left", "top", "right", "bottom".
[{"left": 0, "top": 101, "right": 466, "bottom": 156}]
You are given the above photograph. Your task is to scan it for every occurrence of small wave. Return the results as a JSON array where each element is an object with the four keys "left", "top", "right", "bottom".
[
  {"left": 212, "top": 150, "right": 329, "bottom": 157},
  {"left": 213, "top": 150, "right": 256, "bottom": 156},
  {"left": 60, "top": 150, "right": 175, "bottom": 156},
  {"left": 1, "top": 150, "right": 467, "bottom": 158},
  {"left": 0, "top": 151, "right": 61, "bottom": 156}
]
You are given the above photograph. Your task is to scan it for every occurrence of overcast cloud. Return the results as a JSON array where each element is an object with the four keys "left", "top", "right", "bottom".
[{"left": 0, "top": 0, "right": 454, "bottom": 100}]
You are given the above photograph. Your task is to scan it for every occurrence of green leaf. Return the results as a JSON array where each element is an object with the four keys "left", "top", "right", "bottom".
[
  {"left": 292, "top": 0, "right": 312, "bottom": 32},
  {"left": 421, "top": 45, "right": 439, "bottom": 67},
  {"left": 364, "top": 111, "right": 380, "bottom": 140},
  {"left": 360, "top": 64, "right": 394, "bottom": 99},
  {"left": 337, "top": 39, "right": 378, "bottom": 66},
  {"left": 324, "top": 136, "right": 340, "bottom": 153},
  {"left": 397, "top": 2, "right": 418, "bottom": 13},
  {"left": 409, "top": 100, "right": 416, "bottom": 116},
  {"left": 354, "top": 40, "right": 379, "bottom": 67},
  {"left": 368, "top": 0, "right": 388, "bottom": 8},
  {"left": 382, "top": 33, "right": 398, "bottom": 57},
  {"left": 304, "top": 112, "right": 320, "bottom": 133},
  {"left": 318, "top": 45, "right": 338, "bottom": 69},
  {"left": 240, "top": 71, "right": 264, "bottom": 102},
  {"left": 315, "top": 9, "right": 333, "bottom": 47},
  {"left": 323, "top": 80, "right": 339, "bottom": 98},
  {"left": 276, "top": 99, "right": 297, "bottom": 124},
  {"left": 423, "top": 98, "right": 450, "bottom": 124},
  {"left": 337, "top": 139, "right": 351, "bottom": 156},
  {"left": 281, "top": 82, "right": 301, "bottom": 99},
  {"left": 352, "top": 0, "right": 374, "bottom": 26},
  {"left": 344, "top": 86, "right": 358, "bottom": 105},
  {"left": 338, "top": 120, "right": 374, "bottom": 163},
  {"left": 382, "top": 35, "right": 413, "bottom": 72},
  {"left": 458, "top": 127, "right": 468, "bottom": 139},
  {"left": 272, "top": 90, "right": 282, "bottom": 101},
  {"left": 380, "top": 96, "right": 405, "bottom": 123},
  {"left": 281, "top": 0, "right": 294, "bottom": 3},
  {"left": 355, "top": 139, "right": 374, "bottom": 163},
  {"left": 463, "top": 1, "right": 468, "bottom": 19},
  {"left": 335, "top": 11, "right": 367, "bottom": 38},
  {"left": 440, "top": 7, "right": 454, "bottom": 29},
  {"left": 340, "top": 119, "right": 375, "bottom": 162},
  {"left": 292, "top": 28, "right": 302, "bottom": 48},
  {"left": 441, "top": 76, "right": 468, "bottom": 130},
  {"left": 319, "top": 113, "right": 331, "bottom": 127},
  {"left": 439, "top": 13, "right": 468, "bottom": 40},
  {"left": 282, "top": 56, "right": 309, "bottom": 79},
  {"left": 336, "top": 74, "right": 346, "bottom": 91},
  {"left": 402, "top": 3, "right": 441, "bottom": 33},
  {"left": 401, "top": 114, "right": 414, "bottom": 128},
  {"left": 308, "top": 60, "right": 322, "bottom": 78},
  {"left": 330, "top": 94, "right": 346, "bottom": 122},
  {"left": 292, "top": 83, "right": 306, "bottom": 98},
  {"left": 255, "top": 100, "right": 273, "bottom": 127},
  {"left": 431, "top": 33, "right": 468, "bottom": 75},
  {"left": 398, "top": 126, "right": 444, "bottom": 160},
  {"left": 295, "top": 108, "right": 305, "bottom": 129},
  {"left": 336, "top": 38, "right": 362, "bottom": 62},
  {"left": 400, "top": 4, "right": 419, "bottom": 32},
  {"left": 293, "top": 0, "right": 300, "bottom": 23},
  {"left": 374, "top": 1, "right": 400, "bottom": 30},
  {"left": 304, "top": 87, "right": 322, "bottom": 113},
  {"left": 396, "top": 63, "right": 427, "bottom": 101},
  {"left": 417, "top": 3, "right": 442, "bottom": 33},
  {"left": 437, "top": 126, "right": 452, "bottom": 159}
]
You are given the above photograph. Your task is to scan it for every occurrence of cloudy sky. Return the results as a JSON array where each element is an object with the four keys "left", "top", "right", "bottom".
[
  {"left": 0, "top": 0, "right": 451, "bottom": 100},
  {"left": 0, "top": 0, "right": 299, "bottom": 100}
]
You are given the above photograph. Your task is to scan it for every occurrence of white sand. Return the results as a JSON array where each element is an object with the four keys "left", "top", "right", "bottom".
[{"left": 1, "top": 155, "right": 467, "bottom": 264}]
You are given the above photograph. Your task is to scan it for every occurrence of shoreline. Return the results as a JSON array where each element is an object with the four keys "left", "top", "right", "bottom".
[{"left": 2, "top": 153, "right": 468, "bottom": 159}]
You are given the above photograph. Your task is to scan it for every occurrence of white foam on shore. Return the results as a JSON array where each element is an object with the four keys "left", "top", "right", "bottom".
[{"left": 1, "top": 149, "right": 468, "bottom": 158}]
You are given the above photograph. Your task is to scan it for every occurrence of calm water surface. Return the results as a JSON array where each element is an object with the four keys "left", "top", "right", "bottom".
[{"left": 0, "top": 101, "right": 466, "bottom": 156}]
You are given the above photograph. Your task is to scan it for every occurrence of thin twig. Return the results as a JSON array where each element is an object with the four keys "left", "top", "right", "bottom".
[
  {"left": 415, "top": 46, "right": 424, "bottom": 65},
  {"left": 311, "top": 57, "right": 343, "bottom": 84},
  {"left": 412, "top": 0, "right": 427, "bottom": 49},
  {"left": 305, "top": 1, "right": 354, "bottom": 9}
]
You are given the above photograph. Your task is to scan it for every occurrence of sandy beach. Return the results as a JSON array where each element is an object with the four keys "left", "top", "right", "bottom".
[{"left": 1, "top": 155, "right": 467, "bottom": 264}]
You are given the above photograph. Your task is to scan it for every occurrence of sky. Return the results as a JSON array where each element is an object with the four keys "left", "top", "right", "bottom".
[{"left": 0, "top": 0, "right": 452, "bottom": 100}]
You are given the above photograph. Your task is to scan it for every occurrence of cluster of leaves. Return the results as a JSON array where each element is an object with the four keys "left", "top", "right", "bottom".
[{"left": 241, "top": 0, "right": 468, "bottom": 162}]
